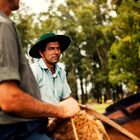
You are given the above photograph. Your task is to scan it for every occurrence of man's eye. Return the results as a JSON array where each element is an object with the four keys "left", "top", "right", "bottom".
[{"left": 49, "top": 48, "right": 54, "bottom": 50}]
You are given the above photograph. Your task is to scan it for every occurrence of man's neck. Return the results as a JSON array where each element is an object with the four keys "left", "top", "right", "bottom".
[
  {"left": 49, "top": 65, "right": 55, "bottom": 74},
  {"left": 0, "top": 3, "right": 11, "bottom": 16}
]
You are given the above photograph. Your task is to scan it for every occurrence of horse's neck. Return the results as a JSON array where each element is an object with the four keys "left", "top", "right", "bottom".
[
  {"left": 106, "top": 93, "right": 140, "bottom": 115},
  {"left": 107, "top": 102, "right": 140, "bottom": 123},
  {"left": 107, "top": 118, "right": 140, "bottom": 140}
]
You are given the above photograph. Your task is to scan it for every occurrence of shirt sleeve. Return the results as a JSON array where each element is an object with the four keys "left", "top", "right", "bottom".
[{"left": 0, "top": 22, "right": 20, "bottom": 83}]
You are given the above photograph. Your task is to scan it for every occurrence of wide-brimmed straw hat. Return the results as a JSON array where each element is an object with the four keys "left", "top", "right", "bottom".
[{"left": 29, "top": 32, "right": 71, "bottom": 58}]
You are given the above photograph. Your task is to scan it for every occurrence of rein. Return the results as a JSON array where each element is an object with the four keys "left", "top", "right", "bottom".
[
  {"left": 80, "top": 104, "right": 140, "bottom": 140},
  {"left": 71, "top": 118, "right": 79, "bottom": 140}
]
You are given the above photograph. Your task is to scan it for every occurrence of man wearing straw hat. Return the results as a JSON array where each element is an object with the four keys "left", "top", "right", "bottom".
[{"left": 29, "top": 32, "right": 73, "bottom": 104}]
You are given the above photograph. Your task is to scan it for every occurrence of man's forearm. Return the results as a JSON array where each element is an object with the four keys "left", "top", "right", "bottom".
[
  {"left": 0, "top": 81, "right": 80, "bottom": 119},
  {"left": 0, "top": 81, "right": 62, "bottom": 118}
]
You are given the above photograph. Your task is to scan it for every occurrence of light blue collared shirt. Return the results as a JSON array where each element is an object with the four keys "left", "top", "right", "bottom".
[{"left": 30, "top": 58, "right": 71, "bottom": 104}]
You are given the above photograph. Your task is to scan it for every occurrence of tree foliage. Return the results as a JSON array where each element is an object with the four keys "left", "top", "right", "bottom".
[{"left": 108, "top": 0, "right": 140, "bottom": 93}]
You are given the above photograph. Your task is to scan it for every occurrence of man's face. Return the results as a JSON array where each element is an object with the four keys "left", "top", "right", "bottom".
[
  {"left": 8, "top": 0, "right": 20, "bottom": 11},
  {"left": 39, "top": 41, "right": 61, "bottom": 66}
]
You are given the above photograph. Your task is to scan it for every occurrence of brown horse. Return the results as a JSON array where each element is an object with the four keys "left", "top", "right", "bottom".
[
  {"left": 47, "top": 93, "right": 140, "bottom": 140},
  {"left": 104, "top": 92, "right": 140, "bottom": 140}
]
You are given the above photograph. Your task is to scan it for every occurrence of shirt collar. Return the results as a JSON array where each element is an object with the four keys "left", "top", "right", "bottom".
[
  {"left": 0, "top": 10, "right": 14, "bottom": 26},
  {"left": 38, "top": 58, "right": 47, "bottom": 69},
  {"left": 38, "top": 58, "right": 61, "bottom": 74},
  {"left": 0, "top": 11, "right": 9, "bottom": 19}
]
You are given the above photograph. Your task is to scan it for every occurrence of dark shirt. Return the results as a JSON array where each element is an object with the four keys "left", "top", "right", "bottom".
[{"left": 0, "top": 11, "right": 41, "bottom": 124}]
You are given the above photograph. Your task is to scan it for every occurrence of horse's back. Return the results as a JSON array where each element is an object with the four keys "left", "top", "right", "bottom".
[{"left": 106, "top": 118, "right": 140, "bottom": 140}]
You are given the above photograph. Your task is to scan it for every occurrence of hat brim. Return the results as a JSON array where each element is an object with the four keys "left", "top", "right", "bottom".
[{"left": 29, "top": 35, "right": 71, "bottom": 58}]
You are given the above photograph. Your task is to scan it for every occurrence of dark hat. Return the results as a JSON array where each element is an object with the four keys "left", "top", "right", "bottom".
[{"left": 29, "top": 32, "right": 71, "bottom": 58}]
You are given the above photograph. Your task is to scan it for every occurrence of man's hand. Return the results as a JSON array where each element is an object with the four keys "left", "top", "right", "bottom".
[{"left": 57, "top": 97, "right": 80, "bottom": 118}]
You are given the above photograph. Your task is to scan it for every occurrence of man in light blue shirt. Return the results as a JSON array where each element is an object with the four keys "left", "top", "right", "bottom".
[{"left": 29, "top": 32, "right": 72, "bottom": 104}]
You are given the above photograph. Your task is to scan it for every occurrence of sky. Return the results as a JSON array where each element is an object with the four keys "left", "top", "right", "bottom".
[{"left": 22, "top": 0, "right": 64, "bottom": 13}]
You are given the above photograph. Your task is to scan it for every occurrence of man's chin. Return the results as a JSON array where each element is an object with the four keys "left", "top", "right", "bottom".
[
  {"left": 52, "top": 61, "right": 58, "bottom": 64},
  {"left": 52, "top": 59, "right": 59, "bottom": 63}
]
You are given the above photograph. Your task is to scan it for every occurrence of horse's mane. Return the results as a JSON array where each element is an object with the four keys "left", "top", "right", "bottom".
[{"left": 105, "top": 92, "right": 140, "bottom": 114}]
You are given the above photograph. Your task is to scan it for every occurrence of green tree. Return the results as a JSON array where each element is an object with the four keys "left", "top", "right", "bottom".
[
  {"left": 11, "top": 2, "right": 41, "bottom": 55},
  {"left": 108, "top": 0, "right": 140, "bottom": 93}
]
